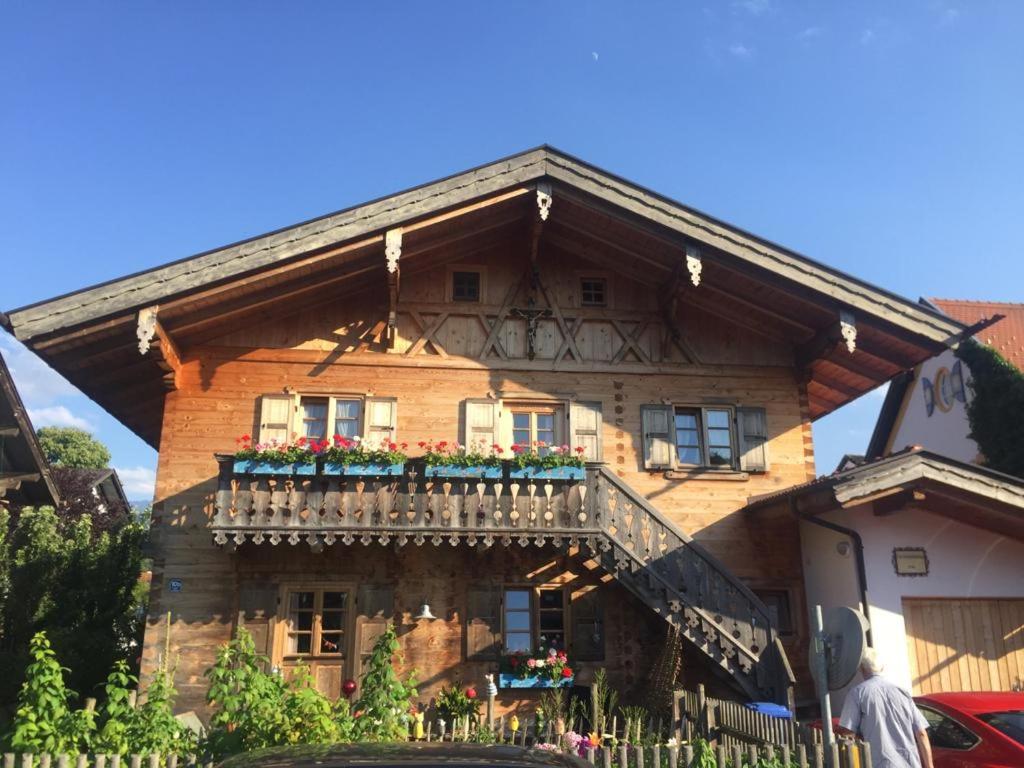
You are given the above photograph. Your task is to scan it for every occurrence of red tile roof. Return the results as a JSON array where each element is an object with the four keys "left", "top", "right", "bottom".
[{"left": 931, "top": 298, "right": 1024, "bottom": 371}]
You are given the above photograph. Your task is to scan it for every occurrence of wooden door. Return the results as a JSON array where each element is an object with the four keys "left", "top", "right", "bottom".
[
  {"left": 903, "top": 598, "right": 1024, "bottom": 693},
  {"left": 277, "top": 587, "right": 352, "bottom": 699}
]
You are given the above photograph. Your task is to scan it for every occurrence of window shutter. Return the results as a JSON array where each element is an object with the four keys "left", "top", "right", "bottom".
[
  {"left": 237, "top": 582, "right": 278, "bottom": 659},
  {"left": 465, "top": 587, "right": 502, "bottom": 660},
  {"left": 463, "top": 400, "right": 499, "bottom": 450},
  {"left": 258, "top": 394, "right": 292, "bottom": 444},
  {"left": 571, "top": 587, "right": 605, "bottom": 661},
  {"left": 569, "top": 401, "right": 603, "bottom": 461},
  {"left": 365, "top": 397, "right": 397, "bottom": 445},
  {"left": 737, "top": 407, "right": 769, "bottom": 472},
  {"left": 356, "top": 584, "right": 394, "bottom": 673},
  {"left": 641, "top": 404, "right": 674, "bottom": 469}
]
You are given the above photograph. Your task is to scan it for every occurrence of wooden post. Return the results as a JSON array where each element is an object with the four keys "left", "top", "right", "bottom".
[
  {"left": 57, "top": 754, "right": 69, "bottom": 768},
  {"left": 586, "top": 747, "right": 596, "bottom": 765},
  {"left": 618, "top": 744, "right": 628, "bottom": 768},
  {"left": 652, "top": 743, "right": 661, "bottom": 768},
  {"left": 167, "top": 757, "right": 178, "bottom": 768},
  {"left": 715, "top": 745, "right": 728, "bottom": 768},
  {"left": 130, "top": 754, "right": 142, "bottom": 768},
  {"left": 696, "top": 685, "right": 708, "bottom": 741},
  {"left": 76, "top": 755, "right": 88, "bottom": 768},
  {"left": 731, "top": 745, "right": 743, "bottom": 768},
  {"left": 636, "top": 746, "right": 645, "bottom": 768},
  {"left": 111, "top": 754, "right": 122, "bottom": 768},
  {"left": 2, "top": 753, "right": 12, "bottom": 768},
  {"left": 673, "top": 745, "right": 684, "bottom": 768},
  {"left": 39, "top": 755, "right": 52, "bottom": 768},
  {"left": 96, "top": 755, "right": 108, "bottom": 768},
  {"left": 796, "top": 743, "right": 807, "bottom": 768},
  {"left": 813, "top": 744, "right": 824, "bottom": 768},
  {"left": 20, "top": 754, "right": 32, "bottom": 768}
]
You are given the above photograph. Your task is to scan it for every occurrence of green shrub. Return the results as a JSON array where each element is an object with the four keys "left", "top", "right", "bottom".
[
  {"left": 350, "top": 623, "right": 417, "bottom": 742},
  {"left": 956, "top": 340, "right": 1024, "bottom": 477}
]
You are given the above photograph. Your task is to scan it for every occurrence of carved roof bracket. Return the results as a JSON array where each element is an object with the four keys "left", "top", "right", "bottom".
[
  {"left": 536, "top": 181, "right": 553, "bottom": 221},
  {"left": 685, "top": 243, "right": 702, "bottom": 287},
  {"left": 136, "top": 306, "right": 181, "bottom": 390},
  {"left": 385, "top": 228, "right": 403, "bottom": 348},
  {"left": 840, "top": 309, "right": 857, "bottom": 354}
]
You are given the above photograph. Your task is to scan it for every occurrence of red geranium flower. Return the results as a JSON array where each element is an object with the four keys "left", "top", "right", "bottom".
[
  {"left": 575, "top": 446, "right": 586, "bottom": 454},
  {"left": 240, "top": 434, "right": 251, "bottom": 442},
  {"left": 561, "top": 667, "right": 573, "bottom": 678},
  {"left": 296, "top": 436, "right": 307, "bottom": 446},
  {"left": 417, "top": 441, "right": 427, "bottom": 449}
]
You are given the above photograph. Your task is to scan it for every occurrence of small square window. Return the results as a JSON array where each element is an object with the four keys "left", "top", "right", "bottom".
[
  {"left": 581, "top": 278, "right": 607, "bottom": 307},
  {"left": 754, "top": 589, "right": 794, "bottom": 636},
  {"left": 452, "top": 271, "right": 481, "bottom": 302}
]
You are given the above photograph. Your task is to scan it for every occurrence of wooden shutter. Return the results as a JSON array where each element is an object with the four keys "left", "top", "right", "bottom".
[
  {"left": 365, "top": 397, "right": 397, "bottom": 445},
  {"left": 465, "top": 587, "right": 502, "bottom": 660},
  {"left": 356, "top": 585, "right": 394, "bottom": 673},
  {"left": 569, "top": 401, "right": 603, "bottom": 461},
  {"left": 737, "top": 407, "right": 769, "bottom": 472},
  {"left": 463, "top": 400, "right": 499, "bottom": 450},
  {"left": 571, "top": 587, "right": 605, "bottom": 661},
  {"left": 641, "top": 404, "right": 674, "bottom": 469},
  {"left": 258, "top": 394, "right": 292, "bottom": 443},
  {"left": 237, "top": 582, "right": 278, "bottom": 658}
]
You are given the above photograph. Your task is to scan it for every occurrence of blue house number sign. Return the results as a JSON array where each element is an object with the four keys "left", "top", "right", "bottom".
[{"left": 169, "top": 578, "right": 183, "bottom": 593}]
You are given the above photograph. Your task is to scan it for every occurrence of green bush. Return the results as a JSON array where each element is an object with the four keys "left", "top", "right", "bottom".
[
  {"left": 350, "top": 623, "right": 417, "bottom": 742},
  {"left": 956, "top": 340, "right": 1024, "bottom": 477}
]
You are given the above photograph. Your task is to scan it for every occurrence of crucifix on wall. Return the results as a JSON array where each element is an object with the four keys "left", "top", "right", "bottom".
[{"left": 510, "top": 307, "right": 552, "bottom": 360}]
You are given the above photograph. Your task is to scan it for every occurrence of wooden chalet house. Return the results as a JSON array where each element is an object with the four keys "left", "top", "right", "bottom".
[{"left": 0, "top": 147, "right": 969, "bottom": 714}]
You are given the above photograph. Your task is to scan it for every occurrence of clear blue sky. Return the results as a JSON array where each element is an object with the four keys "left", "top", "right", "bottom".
[{"left": 2, "top": 1, "right": 1022, "bottom": 498}]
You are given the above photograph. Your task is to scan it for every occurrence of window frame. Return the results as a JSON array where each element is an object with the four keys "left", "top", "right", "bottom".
[
  {"left": 673, "top": 405, "right": 738, "bottom": 469},
  {"left": 446, "top": 265, "right": 487, "bottom": 304},
  {"left": 752, "top": 588, "right": 796, "bottom": 637},
  {"left": 501, "top": 585, "right": 570, "bottom": 654},
  {"left": 296, "top": 395, "right": 365, "bottom": 441},
  {"left": 916, "top": 705, "right": 981, "bottom": 752},
  {"left": 579, "top": 276, "right": 608, "bottom": 307},
  {"left": 281, "top": 587, "right": 354, "bottom": 661},
  {"left": 508, "top": 403, "right": 563, "bottom": 453}
]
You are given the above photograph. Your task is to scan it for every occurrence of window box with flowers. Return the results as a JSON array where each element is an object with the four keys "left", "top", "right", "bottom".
[
  {"left": 421, "top": 440, "right": 504, "bottom": 479},
  {"left": 508, "top": 443, "right": 586, "bottom": 480},
  {"left": 499, "top": 648, "right": 575, "bottom": 689},
  {"left": 321, "top": 435, "right": 408, "bottom": 477},
  {"left": 232, "top": 435, "right": 317, "bottom": 475}
]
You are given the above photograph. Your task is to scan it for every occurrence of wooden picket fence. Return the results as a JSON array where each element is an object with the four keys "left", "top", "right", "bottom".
[
  {"left": 2, "top": 757, "right": 212, "bottom": 768},
  {"left": 672, "top": 686, "right": 872, "bottom": 768}
]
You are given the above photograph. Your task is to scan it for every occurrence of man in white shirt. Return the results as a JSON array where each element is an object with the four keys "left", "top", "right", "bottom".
[{"left": 839, "top": 648, "right": 934, "bottom": 768}]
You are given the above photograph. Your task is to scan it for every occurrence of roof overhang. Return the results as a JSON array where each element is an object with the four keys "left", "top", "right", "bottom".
[
  {"left": 2, "top": 146, "right": 972, "bottom": 446},
  {"left": 0, "top": 351, "right": 60, "bottom": 507},
  {"left": 746, "top": 449, "right": 1024, "bottom": 541}
]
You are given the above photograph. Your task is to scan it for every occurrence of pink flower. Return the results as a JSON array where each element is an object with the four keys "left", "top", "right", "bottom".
[{"left": 527, "top": 658, "right": 536, "bottom": 668}]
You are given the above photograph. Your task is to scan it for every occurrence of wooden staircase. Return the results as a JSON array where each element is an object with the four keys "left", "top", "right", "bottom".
[{"left": 211, "top": 458, "right": 794, "bottom": 704}]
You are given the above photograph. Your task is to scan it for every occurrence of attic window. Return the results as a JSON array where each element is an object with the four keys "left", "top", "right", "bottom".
[
  {"left": 452, "top": 271, "right": 481, "bottom": 302},
  {"left": 581, "top": 278, "right": 607, "bottom": 307}
]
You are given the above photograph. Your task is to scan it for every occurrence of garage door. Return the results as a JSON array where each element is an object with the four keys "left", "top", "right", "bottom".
[{"left": 903, "top": 598, "right": 1024, "bottom": 694}]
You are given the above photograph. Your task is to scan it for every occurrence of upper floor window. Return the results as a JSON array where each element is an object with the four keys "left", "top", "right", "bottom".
[
  {"left": 452, "top": 271, "right": 481, "bottom": 302},
  {"left": 257, "top": 394, "right": 394, "bottom": 445},
  {"left": 299, "top": 396, "right": 362, "bottom": 440},
  {"left": 580, "top": 277, "right": 607, "bottom": 307},
  {"left": 675, "top": 406, "right": 735, "bottom": 467},
  {"left": 510, "top": 404, "right": 561, "bottom": 453}
]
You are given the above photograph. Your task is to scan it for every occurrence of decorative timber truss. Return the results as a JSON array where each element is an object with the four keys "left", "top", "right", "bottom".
[{"left": 211, "top": 458, "right": 795, "bottom": 704}]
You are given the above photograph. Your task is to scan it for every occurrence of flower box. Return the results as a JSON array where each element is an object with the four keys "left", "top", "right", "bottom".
[
  {"left": 424, "top": 464, "right": 502, "bottom": 479},
  {"left": 499, "top": 673, "right": 574, "bottom": 689},
  {"left": 323, "top": 462, "right": 405, "bottom": 477},
  {"left": 509, "top": 466, "right": 585, "bottom": 481},
  {"left": 233, "top": 460, "right": 316, "bottom": 475}
]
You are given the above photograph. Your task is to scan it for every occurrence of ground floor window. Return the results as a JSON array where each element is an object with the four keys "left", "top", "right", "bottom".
[
  {"left": 502, "top": 587, "right": 568, "bottom": 653},
  {"left": 284, "top": 588, "right": 351, "bottom": 657}
]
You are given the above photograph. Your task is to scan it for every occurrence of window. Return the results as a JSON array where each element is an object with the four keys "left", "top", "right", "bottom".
[
  {"left": 284, "top": 589, "right": 351, "bottom": 657},
  {"left": 452, "top": 271, "right": 481, "bottom": 302},
  {"left": 977, "top": 711, "right": 1024, "bottom": 747},
  {"left": 754, "top": 589, "right": 795, "bottom": 636},
  {"left": 503, "top": 589, "right": 532, "bottom": 653},
  {"left": 298, "top": 396, "right": 362, "bottom": 441},
  {"left": 674, "top": 407, "right": 736, "bottom": 467},
  {"left": 502, "top": 587, "right": 570, "bottom": 654},
  {"left": 918, "top": 707, "right": 979, "bottom": 751},
  {"left": 511, "top": 406, "right": 559, "bottom": 453},
  {"left": 580, "top": 278, "right": 607, "bottom": 307}
]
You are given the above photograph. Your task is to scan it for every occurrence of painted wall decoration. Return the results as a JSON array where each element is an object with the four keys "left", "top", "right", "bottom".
[{"left": 922, "top": 360, "right": 966, "bottom": 417}]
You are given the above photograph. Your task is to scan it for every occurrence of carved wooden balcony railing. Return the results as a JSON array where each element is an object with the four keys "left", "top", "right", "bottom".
[{"left": 211, "top": 457, "right": 793, "bottom": 703}]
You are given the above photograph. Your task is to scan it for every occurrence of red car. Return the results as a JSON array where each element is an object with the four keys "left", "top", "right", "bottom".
[{"left": 915, "top": 692, "right": 1024, "bottom": 768}]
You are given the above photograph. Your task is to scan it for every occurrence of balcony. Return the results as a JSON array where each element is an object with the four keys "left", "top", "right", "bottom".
[{"left": 210, "top": 456, "right": 793, "bottom": 704}]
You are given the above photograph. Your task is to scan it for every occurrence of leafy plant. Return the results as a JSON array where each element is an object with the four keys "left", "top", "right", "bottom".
[
  {"left": 128, "top": 665, "right": 195, "bottom": 755},
  {"left": 435, "top": 683, "right": 480, "bottom": 724},
  {"left": 509, "top": 443, "right": 585, "bottom": 471},
  {"left": 619, "top": 704, "right": 647, "bottom": 745},
  {"left": 321, "top": 436, "right": 408, "bottom": 467},
  {"left": 589, "top": 668, "right": 618, "bottom": 740},
  {"left": 234, "top": 435, "right": 317, "bottom": 465},
  {"left": 279, "top": 666, "right": 342, "bottom": 745},
  {"left": 94, "top": 661, "right": 138, "bottom": 754},
  {"left": 506, "top": 647, "right": 573, "bottom": 683},
  {"left": 7, "top": 632, "right": 94, "bottom": 754},
  {"left": 537, "top": 688, "right": 567, "bottom": 732},
  {"left": 956, "top": 339, "right": 1024, "bottom": 477},
  {"left": 419, "top": 440, "right": 503, "bottom": 468},
  {"left": 37, "top": 427, "right": 111, "bottom": 469},
  {"left": 351, "top": 623, "right": 417, "bottom": 742}
]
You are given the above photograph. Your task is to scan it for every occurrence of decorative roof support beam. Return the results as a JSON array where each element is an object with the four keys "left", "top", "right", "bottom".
[
  {"left": 0, "top": 425, "right": 20, "bottom": 437},
  {"left": 536, "top": 181, "right": 553, "bottom": 221},
  {"left": 685, "top": 243, "right": 702, "bottom": 287},
  {"left": 385, "top": 228, "right": 402, "bottom": 349},
  {"left": 796, "top": 309, "right": 859, "bottom": 369},
  {"left": 840, "top": 310, "right": 857, "bottom": 354},
  {"left": 136, "top": 306, "right": 182, "bottom": 390}
]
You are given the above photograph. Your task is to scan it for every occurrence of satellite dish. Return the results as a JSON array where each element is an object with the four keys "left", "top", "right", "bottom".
[{"left": 810, "top": 606, "right": 869, "bottom": 691}]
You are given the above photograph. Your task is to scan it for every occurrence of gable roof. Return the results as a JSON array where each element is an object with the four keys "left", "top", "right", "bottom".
[
  {"left": 745, "top": 447, "right": 1024, "bottom": 541},
  {"left": 0, "top": 350, "right": 61, "bottom": 507},
  {"left": 931, "top": 298, "right": 1024, "bottom": 370},
  {"left": 0, "top": 146, "right": 972, "bottom": 445}
]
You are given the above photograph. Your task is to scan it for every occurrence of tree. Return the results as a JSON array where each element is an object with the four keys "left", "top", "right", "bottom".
[
  {"left": 0, "top": 507, "right": 146, "bottom": 718},
  {"left": 955, "top": 340, "right": 1024, "bottom": 477},
  {"left": 37, "top": 427, "right": 111, "bottom": 469}
]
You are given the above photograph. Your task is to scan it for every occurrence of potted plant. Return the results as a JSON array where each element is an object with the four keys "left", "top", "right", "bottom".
[
  {"left": 499, "top": 647, "right": 575, "bottom": 688},
  {"left": 321, "top": 435, "right": 408, "bottom": 477},
  {"left": 509, "top": 443, "right": 586, "bottom": 480},
  {"left": 232, "top": 435, "right": 318, "bottom": 475},
  {"left": 420, "top": 440, "right": 504, "bottom": 479}
]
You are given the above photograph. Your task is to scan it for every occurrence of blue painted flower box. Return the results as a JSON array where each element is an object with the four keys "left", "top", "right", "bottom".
[
  {"left": 509, "top": 466, "right": 585, "bottom": 481},
  {"left": 233, "top": 460, "right": 316, "bottom": 475},
  {"left": 425, "top": 464, "right": 502, "bottom": 479},
  {"left": 323, "top": 462, "right": 405, "bottom": 477},
  {"left": 499, "top": 673, "right": 574, "bottom": 689}
]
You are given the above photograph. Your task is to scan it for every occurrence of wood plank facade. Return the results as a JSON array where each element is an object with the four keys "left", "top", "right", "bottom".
[{"left": 2, "top": 147, "right": 971, "bottom": 715}]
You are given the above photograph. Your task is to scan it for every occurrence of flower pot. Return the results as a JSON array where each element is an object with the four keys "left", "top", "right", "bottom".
[
  {"left": 233, "top": 460, "right": 316, "bottom": 475},
  {"left": 424, "top": 464, "right": 502, "bottom": 479},
  {"left": 323, "top": 462, "right": 405, "bottom": 477},
  {"left": 508, "top": 466, "right": 585, "bottom": 480},
  {"left": 498, "top": 673, "right": 574, "bottom": 689}
]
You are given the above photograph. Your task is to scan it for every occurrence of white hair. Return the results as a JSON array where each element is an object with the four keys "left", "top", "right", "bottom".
[{"left": 861, "top": 647, "right": 885, "bottom": 676}]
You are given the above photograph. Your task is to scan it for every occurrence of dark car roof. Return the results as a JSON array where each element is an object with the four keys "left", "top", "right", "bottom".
[
  {"left": 217, "top": 743, "right": 589, "bottom": 768},
  {"left": 917, "top": 692, "right": 1024, "bottom": 714}
]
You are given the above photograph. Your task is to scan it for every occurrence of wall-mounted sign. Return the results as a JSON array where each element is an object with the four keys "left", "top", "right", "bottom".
[
  {"left": 168, "top": 578, "right": 183, "bottom": 593},
  {"left": 922, "top": 361, "right": 966, "bottom": 417},
  {"left": 893, "top": 547, "right": 929, "bottom": 577}
]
